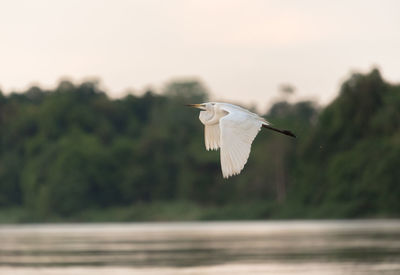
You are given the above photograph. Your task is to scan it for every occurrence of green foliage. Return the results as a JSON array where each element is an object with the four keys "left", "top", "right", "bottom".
[
  {"left": 0, "top": 69, "right": 399, "bottom": 222},
  {"left": 290, "top": 69, "right": 400, "bottom": 218}
]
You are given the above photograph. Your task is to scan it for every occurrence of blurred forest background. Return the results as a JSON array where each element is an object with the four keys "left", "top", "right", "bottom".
[{"left": 0, "top": 68, "right": 399, "bottom": 222}]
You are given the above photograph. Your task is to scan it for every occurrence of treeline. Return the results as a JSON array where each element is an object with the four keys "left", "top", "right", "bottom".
[
  {"left": 0, "top": 68, "right": 399, "bottom": 222},
  {"left": 290, "top": 69, "right": 400, "bottom": 218}
]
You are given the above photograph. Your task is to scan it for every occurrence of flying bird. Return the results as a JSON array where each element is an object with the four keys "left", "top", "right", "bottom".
[{"left": 186, "top": 102, "right": 296, "bottom": 178}]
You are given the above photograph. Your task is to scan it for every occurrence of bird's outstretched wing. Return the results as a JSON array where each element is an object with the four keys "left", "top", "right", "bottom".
[
  {"left": 219, "top": 109, "right": 263, "bottom": 178},
  {"left": 204, "top": 124, "right": 220, "bottom": 151}
]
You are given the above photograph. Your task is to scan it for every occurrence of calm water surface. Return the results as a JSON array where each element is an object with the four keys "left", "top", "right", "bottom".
[{"left": 0, "top": 220, "right": 399, "bottom": 274}]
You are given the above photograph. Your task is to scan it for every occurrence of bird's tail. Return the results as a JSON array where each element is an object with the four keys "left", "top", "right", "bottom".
[{"left": 262, "top": 124, "right": 296, "bottom": 138}]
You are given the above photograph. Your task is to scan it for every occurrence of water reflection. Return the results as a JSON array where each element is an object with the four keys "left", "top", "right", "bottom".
[{"left": 0, "top": 221, "right": 399, "bottom": 274}]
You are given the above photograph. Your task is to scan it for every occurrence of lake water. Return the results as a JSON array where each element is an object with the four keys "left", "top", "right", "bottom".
[{"left": 0, "top": 220, "right": 399, "bottom": 275}]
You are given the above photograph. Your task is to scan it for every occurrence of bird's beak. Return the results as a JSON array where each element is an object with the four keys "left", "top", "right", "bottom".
[{"left": 185, "top": 104, "right": 206, "bottom": 110}]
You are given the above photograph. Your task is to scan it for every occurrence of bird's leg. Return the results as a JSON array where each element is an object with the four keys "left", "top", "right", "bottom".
[{"left": 262, "top": 124, "right": 296, "bottom": 138}]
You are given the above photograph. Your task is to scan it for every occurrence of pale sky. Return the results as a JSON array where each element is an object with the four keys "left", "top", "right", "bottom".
[{"left": 0, "top": 0, "right": 399, "bottom": 110}]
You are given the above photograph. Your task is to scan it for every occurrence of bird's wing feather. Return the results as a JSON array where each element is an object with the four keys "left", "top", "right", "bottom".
[
  {"left": 219, "top": 109, "right": 263, "bottom": 178},
  {"left": 204, "top": 124, "right": 220, "bottom": 151}
]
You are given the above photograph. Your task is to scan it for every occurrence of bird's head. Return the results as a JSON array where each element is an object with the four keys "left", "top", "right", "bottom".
[
  {"left": 186, "top": 102, "right": 222, "bottom": 125},
  {"left": 185, "top": 102, "right": 217, "bottom": 111}
]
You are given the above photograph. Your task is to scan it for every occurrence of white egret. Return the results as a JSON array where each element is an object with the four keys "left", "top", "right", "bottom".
[{"left": 186, "top": 102, "right": 296, "bottom": 178}]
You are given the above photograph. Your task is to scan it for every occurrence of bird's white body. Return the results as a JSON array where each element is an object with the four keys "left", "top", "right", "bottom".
[{"left": 195, "top": 102, "right": 269, "bottom": 178}]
